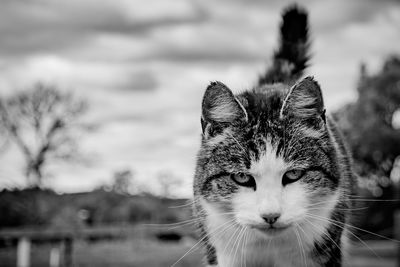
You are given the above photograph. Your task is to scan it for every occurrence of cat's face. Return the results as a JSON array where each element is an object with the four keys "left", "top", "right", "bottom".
[{"left": 196, "top": 77, "right": 340, "bottom": 238}]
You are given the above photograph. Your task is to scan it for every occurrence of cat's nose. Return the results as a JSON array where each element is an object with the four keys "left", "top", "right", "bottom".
[{"left": 261, "top": 213, "right": 281, "bottom": 225}]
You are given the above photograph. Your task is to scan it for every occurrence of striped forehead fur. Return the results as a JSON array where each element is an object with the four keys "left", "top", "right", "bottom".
[
  {"left": 205, "top": 127, "right": 233, "bottom": 146},
  {"left": 249, "top": 137, "right": 288, "bottom": 177}
]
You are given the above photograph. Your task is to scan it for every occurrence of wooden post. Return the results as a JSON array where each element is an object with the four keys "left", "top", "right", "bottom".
[
  {"left": 49, "top": 245, "right": 61, "bottom": 267},
  {"left": 392, "top": 157, "right": 400, "bottom": 267},
  {"left": 63, "top": 238, "right": 73, "bottom": 267},
  {"left": 396, "top": 211, "right": 400, "bottom": 267},
  {"left": 16, "top": 237, "right": 31, "bottom": 267}
]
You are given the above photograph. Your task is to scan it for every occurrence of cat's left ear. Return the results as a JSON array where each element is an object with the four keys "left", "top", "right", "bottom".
[{"left": 280, "top": 76, "right": 326, "bottom": 124}]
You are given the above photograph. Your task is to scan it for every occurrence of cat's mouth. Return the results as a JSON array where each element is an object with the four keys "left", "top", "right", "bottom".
[{"left": 250, "top": 223, "right": 290, "bottom": 236}]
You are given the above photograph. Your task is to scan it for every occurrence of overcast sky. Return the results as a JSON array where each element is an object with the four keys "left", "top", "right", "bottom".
[{"left": 0, "top": 0, "right": 399, "bottom": 197}]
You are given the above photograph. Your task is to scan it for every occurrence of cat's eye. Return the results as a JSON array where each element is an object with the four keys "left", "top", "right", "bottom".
[
  {"left": 230, "top": 173, "right": 256, "bottom": 189},
  {"left": 282, "top": 170, "right": 304, "bottom": 186}
]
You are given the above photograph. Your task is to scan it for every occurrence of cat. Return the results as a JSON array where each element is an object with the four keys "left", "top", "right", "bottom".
[{"left": 192, "top": 5, "right": 356, "bottom": 267}]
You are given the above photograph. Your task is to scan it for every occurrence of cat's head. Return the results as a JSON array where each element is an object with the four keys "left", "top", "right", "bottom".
[{"left": 196, "top": 76, "right": 341, "bottom": 237}]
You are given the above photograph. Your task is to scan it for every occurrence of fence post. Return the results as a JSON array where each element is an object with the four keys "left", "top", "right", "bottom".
[
  {"left": 16, "top": 237, "right": 31, "bottom": 267},
  {"left": 396, "top": 211, "right": 400, "bottom": 267},
  {"left": 49, "top": 244, "right": 61, "bottom": 267},
  {"left": 63, "top": 238, "right": 74, "bottom": 267}
]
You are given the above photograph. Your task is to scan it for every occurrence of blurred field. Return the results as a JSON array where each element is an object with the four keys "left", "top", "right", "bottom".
[
  {"left": 0, "top": 188, "right": 398, "bottom": 267},
  {"left": 0, "top": 238, "right": 397, "bottom": 267},
  {"left": 0, "top": 238, "right": 202, "bottom": 267},
  {"left": 347, "top": 240, "right": 397, "bottom": 267}
]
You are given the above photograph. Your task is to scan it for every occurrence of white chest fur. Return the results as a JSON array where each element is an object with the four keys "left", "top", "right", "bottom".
[{"left": 210, "top": 223, "right": 320, "bottom": 267}]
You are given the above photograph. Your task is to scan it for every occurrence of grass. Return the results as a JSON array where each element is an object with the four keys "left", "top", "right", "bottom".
[
  {"left": 74, "top": 239, "right": 203, "bottom": 267},
  {"left": 0, "top": 238, "right": 203, "bottom": 267},
  {"left": 0, "top": 238, "right": 397, "bottom": 267}
]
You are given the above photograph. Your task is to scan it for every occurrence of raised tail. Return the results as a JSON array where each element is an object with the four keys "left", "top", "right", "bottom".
[{"left": 258, "top": 5, "right": 310, "bottom": 85}]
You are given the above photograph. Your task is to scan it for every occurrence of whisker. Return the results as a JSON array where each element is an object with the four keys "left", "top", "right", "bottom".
[
  {"left": 231, "top": 226, "right": 246, "bottom": 266},
  {"left": 145, "top": 212, "right": 236, "bottom": 229},
  {"left": 236, "top": 227, "right": 247, "bottom": 266},
  {"left": 305, "top": 213, "right": 384, "bottom": 262},
  {"left": 170, "top": 218, "right": 236, "bottom": 267},
  {"left": 143, "top": 218, "right": 201, "bottom": 228},
  {"left": 307, "top": 206, "right": 368, "bottom": 212},
  {"left": 241, "top": 228, "right": 248, "bottom": 267},
  {"left": 221, "top": 224, "right": 242, "bottom": 263},
  {"left": 307, "top": 198, "right": 398, "bottom": 210},
  {"left": 168, "top": 199, "right": 198, "bottom": 209},
  {"left": 242, "top": 228, "right": 251, "bottom": 267},
  {"left": 294, "top": 224, "right": 307, "bottom": 267},
  {"left": 302, "top": 217, "right": 344, "bottom": 264},
  {"left": 227, "top": 226, "right": 241, "bottom": 266},
  {"left": 306, "top": 213, "right": 400, "bottom": 243},
  {"left": 296, "top": 221, "right": 313, "bottom": 246}
]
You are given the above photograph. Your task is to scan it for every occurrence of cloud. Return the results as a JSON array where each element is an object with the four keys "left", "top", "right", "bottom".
[
  {"left": 0, "top": 54, "right": 158, "bottom": 91},
  {"left": 0, "top": 0, "right": 400, "bottom": 197},
  {"left": 309, "top": 0, "right": 400, "bottom": 33},
  {"left": 0, "top": 0, "right": 205, "bottom": 58}
]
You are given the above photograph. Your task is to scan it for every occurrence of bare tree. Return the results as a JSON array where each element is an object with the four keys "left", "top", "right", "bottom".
[
  {"left": 157, "top": 171, "right": 182, "bottom": 198},
  {"left": 0, "top": 83, "right": 87, "bottom": 187},
  {"left": 111, "top": 169, "right": 134, "bottom": 195}
]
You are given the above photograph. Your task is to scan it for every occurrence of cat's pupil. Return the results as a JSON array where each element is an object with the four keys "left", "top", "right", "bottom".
[
  {"left": 286, "top": 170, "right": 303, "bottom": 180},
  {"left": 236, "top": 173, "right": 249, "bottom": 182},
  {"left": 230, "top": 173, "right": 256, "bottom": 189},
  {"left": 282, "top": 170, "right": 304, "bottom": 186}
]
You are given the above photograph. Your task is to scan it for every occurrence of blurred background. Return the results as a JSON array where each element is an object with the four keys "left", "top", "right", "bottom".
[{"left": 0, "top": 0, "right": 399, "bottom": 266}]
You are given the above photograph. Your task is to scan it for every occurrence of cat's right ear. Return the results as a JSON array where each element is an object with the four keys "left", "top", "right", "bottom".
[
  {"left": 201, "top": 81, "right": 247, "bottom": 137},
  {"left": 280, "top": 76, "right": 325, "bottom": 123}
]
